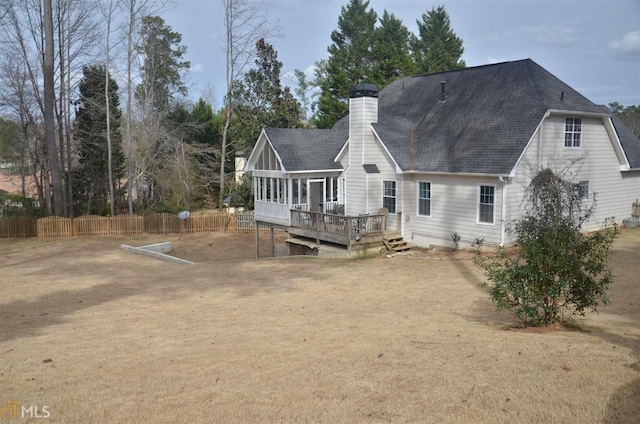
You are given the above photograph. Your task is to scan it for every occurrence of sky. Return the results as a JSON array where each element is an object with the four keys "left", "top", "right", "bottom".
[{"left": 164, "top": 0, "right": 640, "bottom": 110}]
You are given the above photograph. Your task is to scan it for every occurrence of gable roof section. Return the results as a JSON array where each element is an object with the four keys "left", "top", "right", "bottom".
[
  {"left": 264, "top": 128, "right": 347, "bottom": 172},
  {"left": 610, "top": 115, "right": 640, "bottom": 169},
  {"left": 371, "top": 59, "right": 607, "bottom": 174}
]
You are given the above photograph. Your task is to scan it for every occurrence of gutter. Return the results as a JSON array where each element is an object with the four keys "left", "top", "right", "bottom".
[
  {"left": 547, "top": 109, "right": 609, "bottom": 118},
  {"left": 400, "top": 170, "right": 507, "bottom": 178}
]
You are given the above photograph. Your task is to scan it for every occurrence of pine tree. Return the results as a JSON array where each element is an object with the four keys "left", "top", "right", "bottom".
[
  {"left": 313, "top": 0, "right": 378, "bottom": 129},
  {"left": 73, "top": 65, "right": 124, "bottom": 215},
  {"left": 411, "top": 5, "right": 465, "bottom": 74},
  {"left": 135, "top": 15, "right": 190, "bottom": 114},
  {"left": 230, "top": 38, "right": 302, "bottom": 152},
  {"left": 372, "top": 11, "right": 417, "bottom": 87}
]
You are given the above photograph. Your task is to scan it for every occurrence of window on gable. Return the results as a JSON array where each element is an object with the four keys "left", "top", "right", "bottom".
[
  {"left": 478, "top": 185, "right": 495, "bottom": 224},
  {"left": 564, "top": 117, "right": 582, "bottom": 148},
  {"left": 578, "top": 180, "right": 589, "bottom": 200},
  {"left": 383, "top": 180, "right": 396, "bottom": 213},
  {"left": 418, "top": 182, "right": 431, "bottom": 216}
]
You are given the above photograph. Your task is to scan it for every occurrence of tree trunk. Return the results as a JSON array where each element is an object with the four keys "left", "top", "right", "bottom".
[
  {"left": 219, "top": 108, "right": 230, "bottom": 208},
  {"left": 126, "top": 0, "right": 135, "bottom": 215},
  {"left": 43, "top": 0, "right": 63, "bottom": 216},
  {"left": 104, "top": 0, "right": 115, "bottom": 216}
]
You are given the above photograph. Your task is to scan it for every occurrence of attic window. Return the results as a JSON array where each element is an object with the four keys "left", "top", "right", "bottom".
[{"left": 564, "top": 117, "right": 582, "bottom": 148}]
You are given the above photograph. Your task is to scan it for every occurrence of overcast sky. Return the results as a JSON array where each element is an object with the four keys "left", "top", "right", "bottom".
[{"left": 165, "top": 0, "right": 640, "bottom": 110}]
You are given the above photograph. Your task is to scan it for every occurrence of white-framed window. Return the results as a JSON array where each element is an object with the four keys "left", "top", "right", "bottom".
[
  {"left": 478, "top": 185, "right": 495, "bottom": 224},
  {"left": 564, "top": 117, "right": 582, "bottom": 148},
  {"left": 254, "top": 177, "right": 262, "bottom": 201},
  {"left": 325, "top": 177, "right": 338, "bottom": 202},
  {"left": 382, "top": 180, "right": 396, "bottom": 213},
  {"left": 578, "top": 180, "right": 590, "bottom": 200},
  {"left": 417, "top": 181, "right": 431, "bottom": 217}
]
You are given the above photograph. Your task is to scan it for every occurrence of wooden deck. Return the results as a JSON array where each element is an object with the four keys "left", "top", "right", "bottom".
[{"left": 288, "top": 210, "right": 387, "bottom": 251}]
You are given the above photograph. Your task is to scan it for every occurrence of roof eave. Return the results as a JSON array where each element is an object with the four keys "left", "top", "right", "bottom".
[
  {"left": 371, "top": 126, "right": 402, "bottom": 174},
  {"left": 547, "top": 109, "right": 609, "bottom": 118},
  {"left": 401, "top": 170, "right": 509, "bottom": 178}
]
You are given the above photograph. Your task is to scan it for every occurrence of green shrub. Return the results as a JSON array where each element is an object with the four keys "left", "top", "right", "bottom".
[{"left": 475, "top": 168, "right": 619, "bottom": 326}]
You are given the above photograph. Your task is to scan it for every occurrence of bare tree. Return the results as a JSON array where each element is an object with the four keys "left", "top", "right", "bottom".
[
  {"left": 43, "top": 0, "right": 64, "bottom": 215},
  {"left": 220, "top": 0, "right": 274, "bottom": 208},
  {"left": 122, "top": 0, "right": 168, "bottom": 213},
  {"left": 0, "top": 0, "right": 14, "bottom": 23},
  {"left": 1, "top": 0, "right": 101, "bottom": 215},
  {"left": 56, "top": 0, "right": 102, "bottom": 216},
  {"left": 99, "top": 0, "right": 119, "bottom": 215}
]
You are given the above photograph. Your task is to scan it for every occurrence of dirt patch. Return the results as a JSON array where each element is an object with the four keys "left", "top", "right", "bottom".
[{"left": 166, "top": 231, "right": 289, "bottom": 262}]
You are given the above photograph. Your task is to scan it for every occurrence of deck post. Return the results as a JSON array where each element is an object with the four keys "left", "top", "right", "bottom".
[
  {"left": 270, "top": 227, "right": 275, "bottom": 257},
  {"left": 255, "top": 221, "right": 260, "bottom": 259}
]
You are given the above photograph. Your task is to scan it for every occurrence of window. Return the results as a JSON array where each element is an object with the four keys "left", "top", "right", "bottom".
[
  {"left": 292, "top": 179, "right": 299, "bottom": 203},
  {"left": 255, "top": 177, "right": 262, "bottom": 201},
  {"left": 383, "top": 180, "right": 396, "bottom": 213},
  {"left": 325, "top": 177, "right": 338, "bottom": 202},
  {"left": 564, "top": 117, "right": 582, "bottom": 148},
  {"left": 418, "top": 182, "right": 431, "bottom": 216},
  {"left": 578, "top": 180, "right": 589, "bottom": 200},
  {"left": 478, "top": 185, "right": 495, "bottom": 224}
]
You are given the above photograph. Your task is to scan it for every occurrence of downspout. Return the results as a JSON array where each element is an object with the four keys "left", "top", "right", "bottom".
[
  {"left": 361, "top": 98, "right": 366, "bottom": 164},
  {"left": 499, "top": 176, "right": 509, "bottom": 247},
  {"left": 401, "top": 178, "right": 405, "bottom": 238}
]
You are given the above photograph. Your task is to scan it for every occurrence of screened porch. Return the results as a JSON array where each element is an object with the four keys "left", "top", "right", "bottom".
[{"left": 253, "top": 175, "right": 344, "bottom": 226}]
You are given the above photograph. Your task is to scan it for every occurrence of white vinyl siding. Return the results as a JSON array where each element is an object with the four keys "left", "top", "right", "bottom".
[
  {"left": 478, "top": 185, "right": 495, "bottom": 224},
  {"left": 344, "top": 94, "right": 399, "bottom": 231},
  {"left": 509, "top": 114, "right": 640, "bottom": 240},
  {"left": 417, "top": 181, "right": 431, "bottom": 217},
  {"left": 402, "top": 174, "right": 504, "bottom": 248}
]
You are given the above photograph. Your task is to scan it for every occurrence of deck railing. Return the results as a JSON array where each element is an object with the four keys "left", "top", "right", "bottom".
[{"left": 290, "top": 209, "right": 387, "bottom": 245}]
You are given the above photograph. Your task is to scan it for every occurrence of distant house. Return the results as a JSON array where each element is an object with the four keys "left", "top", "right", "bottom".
[{"left": 245, "top": 59, "right": 640, "bottom": 250}]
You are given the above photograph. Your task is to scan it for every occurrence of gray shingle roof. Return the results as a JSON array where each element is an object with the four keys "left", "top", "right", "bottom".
[
  {"left": 375, "top": 59, "right": 608, "bottom": 174},
  {"left": 610, "top": 115, "right": 640, "bottom": 169},
  {"left": 263, "top": 59, "right": 640, "bottom": 174},
  {"left": 263, "top": 128, "right": 346, "bottom": 171}
]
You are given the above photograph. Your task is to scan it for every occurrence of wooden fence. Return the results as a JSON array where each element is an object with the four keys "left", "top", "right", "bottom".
[{"left": 0, "top": 211, "right": 261, "bottom": 239}]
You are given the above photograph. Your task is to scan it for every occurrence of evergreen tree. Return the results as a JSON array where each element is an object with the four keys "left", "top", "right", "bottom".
[
  {"left": 313, "top": 0, "right": 378, "bottom": 129},
  {"left": 190, "top": 98, "right": 219, "bottom": 146},
  {"left": 135, "top": 15, "right": 190, "bottom": 114},
  {"left": 372, "top": 11, "right": 417, "bottom": 88},
  {"left": 293, "top": 69, "right": 312, "bottom": 122},
  {"left": 73, "top": 65, "right": 124, "bottom": 216},
  {"left": 230, "top": 38, "right": 302, "bottom": 153},
  {"left": 609, "top": 102, "right": 640, "bottom": 138},
  {"left": 411, "top": 5, "right": 465, "bottom": 74}
]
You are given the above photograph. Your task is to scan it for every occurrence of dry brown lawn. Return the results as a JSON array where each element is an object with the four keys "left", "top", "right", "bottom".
[{"left": 0, "top": 229, "right": 639, "bottom": 423}]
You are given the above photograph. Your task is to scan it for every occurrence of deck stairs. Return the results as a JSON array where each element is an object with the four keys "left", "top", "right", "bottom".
[{"left": 383, "top": 233, "right": 411, "bottom": 253}]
